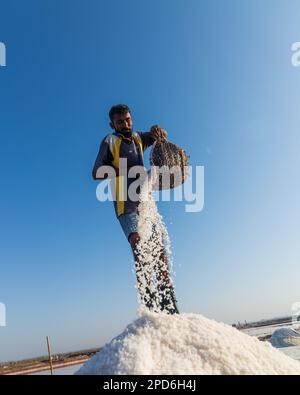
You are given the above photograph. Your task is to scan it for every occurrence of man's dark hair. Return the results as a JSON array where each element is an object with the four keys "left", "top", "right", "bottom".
[{"left": 109, "top": 104, "right": 131, "bottom": 122}]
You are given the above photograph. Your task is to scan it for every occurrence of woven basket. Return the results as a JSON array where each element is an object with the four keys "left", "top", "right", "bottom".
[{"left": 150, "top": 141, "right": 189, "bottom": 190}]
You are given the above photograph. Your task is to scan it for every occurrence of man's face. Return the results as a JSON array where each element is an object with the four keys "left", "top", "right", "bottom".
[{"left": 110, "top": 112, "right": 133, "bottom": 133}]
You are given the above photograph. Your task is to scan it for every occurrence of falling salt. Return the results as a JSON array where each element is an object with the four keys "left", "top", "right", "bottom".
[{"left": 133, "top": 167, "right": 176, "bottom": 313}]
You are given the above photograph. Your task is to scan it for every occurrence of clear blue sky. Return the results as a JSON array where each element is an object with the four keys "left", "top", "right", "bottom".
[{"left": 1, "top": 0, "right": 300, "bottom": 362}]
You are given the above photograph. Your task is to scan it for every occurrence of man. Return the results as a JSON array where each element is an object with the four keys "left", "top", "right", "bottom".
[{"left": 92, "top": 104, "right": 179, "bottom": 314}]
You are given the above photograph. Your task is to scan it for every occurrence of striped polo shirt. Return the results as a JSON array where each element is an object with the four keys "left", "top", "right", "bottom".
[{"left": 92, "top": 130, "right": 155, "bottom": 217}]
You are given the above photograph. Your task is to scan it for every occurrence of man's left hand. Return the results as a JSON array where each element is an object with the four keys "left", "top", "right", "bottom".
[{"left": 150, "top": 125, "right": 168, "bottom": 143}]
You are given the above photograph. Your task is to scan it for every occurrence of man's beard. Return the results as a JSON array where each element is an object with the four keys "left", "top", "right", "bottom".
[{"left": 115, "top": 127, "right": 133, "bottom": 138}]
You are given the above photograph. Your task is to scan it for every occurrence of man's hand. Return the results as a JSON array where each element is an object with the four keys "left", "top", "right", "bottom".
[{"left": 149, "top": 124, "right": 168, "bottom": 143}]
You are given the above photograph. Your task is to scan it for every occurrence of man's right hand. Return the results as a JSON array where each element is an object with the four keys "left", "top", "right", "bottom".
[{"left": 149, "top": 125, "right": 168, "bottom": 143}]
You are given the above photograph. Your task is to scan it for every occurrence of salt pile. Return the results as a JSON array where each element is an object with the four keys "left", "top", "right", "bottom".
[
  {"left": 270, "top": 328, "right": 300, "bottom": 348},
  {"left": 75, "top": 309, "right": 300, "bottom": 375}
]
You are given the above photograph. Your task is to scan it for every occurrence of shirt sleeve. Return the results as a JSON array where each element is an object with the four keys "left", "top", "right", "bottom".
[
  {"left": 137, "top": 131, "right": 156, "bottom": 151},
  {"left": 92, "top": 136, "right": 114, "bottom": 179}
]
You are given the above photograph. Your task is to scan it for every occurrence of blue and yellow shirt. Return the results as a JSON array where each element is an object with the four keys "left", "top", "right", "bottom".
[{"left": 92, "top": 130, "right": 155, "bottom": 217}]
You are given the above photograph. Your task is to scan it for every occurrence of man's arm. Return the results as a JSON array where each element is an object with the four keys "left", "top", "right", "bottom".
[
  {"left": 138, "top": 131, "right": 156, "bottom": 151},
  {"left": 92, "top": 136, "right": 116, "bottom": 180}
]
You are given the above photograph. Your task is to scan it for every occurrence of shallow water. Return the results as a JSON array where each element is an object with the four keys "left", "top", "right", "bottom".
[{"left": 30, "top": 363, "right": 83, "bottom": 375}]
